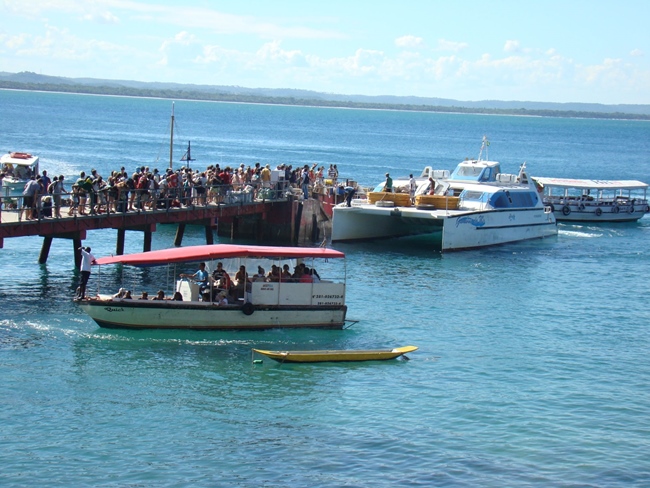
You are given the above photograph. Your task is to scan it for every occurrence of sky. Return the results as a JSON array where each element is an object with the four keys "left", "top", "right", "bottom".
[{"left": 1, "top": 0, "right": 649, "bottom": 105}]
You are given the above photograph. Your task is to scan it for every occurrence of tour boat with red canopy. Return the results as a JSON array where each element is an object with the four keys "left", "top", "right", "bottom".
[{"left": 78, "top": 244, "right": 348, "bottom": 330}]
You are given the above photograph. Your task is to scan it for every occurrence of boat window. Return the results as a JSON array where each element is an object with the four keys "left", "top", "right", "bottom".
[
  {"left": 490, "top": 191, "right": 538, "bottom": 208},
  {"left": 462, "top": 191, "right": 485, "bottom": 201}
]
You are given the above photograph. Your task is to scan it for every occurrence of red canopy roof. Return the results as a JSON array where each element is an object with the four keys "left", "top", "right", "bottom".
[{"left": 95, "top": 244, "right": 344, "bottom": 266}]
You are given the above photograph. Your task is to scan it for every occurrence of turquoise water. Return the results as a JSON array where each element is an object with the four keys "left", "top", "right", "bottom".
[{"left": 1, "top": 90, "right": 650, "bottom": 486}]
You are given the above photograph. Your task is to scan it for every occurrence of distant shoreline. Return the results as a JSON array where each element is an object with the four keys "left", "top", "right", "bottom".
[{"left": 1, "top": 81, "right": 649, "bottom": 121}]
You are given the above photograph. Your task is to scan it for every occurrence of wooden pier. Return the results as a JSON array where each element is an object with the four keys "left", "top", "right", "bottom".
[{"left": 0, "top": 196, "right": 333, "bottom": 266}]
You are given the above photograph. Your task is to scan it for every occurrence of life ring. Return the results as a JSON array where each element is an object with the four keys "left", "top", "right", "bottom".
[
  {"left": 578, "top": 203, "right": 585, "bottom": 211},
  {"left": 628, "top": 206, "right": 635, "bottom": 214},
  {"left": 242, "top": 302, "right": 255, "bottom": 315},
  {"left": 595, "top": 207, "right": 602, "bottom": 217},
  {"left": 612, "top": 205, "right": 620, "bottom": 214},
  {"left": 562, "top": 205, "right": 571, "bottom": 216}
]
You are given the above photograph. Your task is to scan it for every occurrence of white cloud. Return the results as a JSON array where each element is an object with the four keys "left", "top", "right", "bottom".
[
  {"left": 436, "top": 39, "right": 468, "bottom": 52},
  {"left": 504, "top": 40, "right": 520, "bottom": 53},
  {"left": 81, "top": 11, "right": 120, "bottom": 24},
  {"left": 395, "top": 35, "right": 424, "bottom": 49},
  {"left": 630, "top": 49, "right": 644, "bottom": 57}
]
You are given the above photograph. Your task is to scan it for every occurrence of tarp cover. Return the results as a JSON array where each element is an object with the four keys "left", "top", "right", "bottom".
[{"left": 95, "top": 244, "right": 344, "bottom": 267}]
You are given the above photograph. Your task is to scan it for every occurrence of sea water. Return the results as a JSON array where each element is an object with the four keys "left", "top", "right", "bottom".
[{"left": 1, "top": 89, "right": 650, "bottom": 486}]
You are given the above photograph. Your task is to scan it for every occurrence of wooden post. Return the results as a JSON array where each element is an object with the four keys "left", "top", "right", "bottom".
[
  {"left": 205, "top": 225, "right": 213, "bottom": 245},
  {"left": 143, "top": 230, "right": 152, "bottom": 252},
  {"left": 116, "top": 228, "right": 125, "bottom": 256},
  {"left": 73, "top": 238, "right": 82, "bottom": 269},
  {"left": 38, "top": 236, "right": 53, "bottom": 264},
  {"left": 174, "top": 223, "right": 185, "bottom": 247}
]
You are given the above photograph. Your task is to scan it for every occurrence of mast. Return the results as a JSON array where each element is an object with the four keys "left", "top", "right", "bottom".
[
  {"left": 478, "top": 135, "right": 489, "bottom": 161},
  {"left": 169, "top": 102, "right": 175, "bottom": 169}
]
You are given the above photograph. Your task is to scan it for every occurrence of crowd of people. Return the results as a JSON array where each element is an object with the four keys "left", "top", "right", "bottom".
[{"left": 2, "top": 161, "right": 342, "bottom": 220}]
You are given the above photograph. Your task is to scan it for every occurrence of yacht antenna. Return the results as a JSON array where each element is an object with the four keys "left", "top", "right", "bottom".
[{"left": 478, "top": 135, "right": 489, "bottom": 161}]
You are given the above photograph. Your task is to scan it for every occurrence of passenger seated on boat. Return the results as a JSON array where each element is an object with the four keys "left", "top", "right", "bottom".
[
  {"left": 267, "top": 265, "right": 280, "bottom": 282},
  {"left": 215, "top": 290, "right": 229, "bottom": 306},
  {"left": 233, "top": 265, "right": 250, "bottom": 300},
  {"left": 280, "top": 264, "right": 292, "bottom": 282},
  {"left": 310, "top": 268, "right": 321, "bottom": 283},
  {"left": 300, "top": 266, "right": 313, "bottom": 283},
  {"left": 252, "top": 266, "right": 266, "bottom": 282},
  {"left": 172, "top": 291, "right": 183, "bottom": 301},
  {"left": 138, "top": 291, "right": 149, "bottom": 300},
  {"left": 113, "top": 288, "right": 127, "bottom": 299},
  {"left": 211, "top": 262, "right": 231, "bottom": 289},
  {"left": 123, "top": 290, "right": 133, "bottom": 300},
  {"left": 152, "top": 290, "right": 165, "bottom": 300}
]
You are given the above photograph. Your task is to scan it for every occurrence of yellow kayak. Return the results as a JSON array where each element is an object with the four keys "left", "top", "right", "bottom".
[{"left": 252, "top": 345, "right": 418, "bottom": 363}]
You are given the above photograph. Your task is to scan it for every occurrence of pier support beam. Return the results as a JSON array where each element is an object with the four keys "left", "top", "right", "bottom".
[
  {"left": 39, "top": 236, "right": 53, "bottom": 264},
  {"left": 116, "top": 228, "right": 125, "bottom": 256},
  {"left": 73, "top": 237, "right": 82, "bottom": 269},
  {"left": 174, "top": 224, "right": 185, "bottom": 247},
  {"left": 143, "top": 230, "right": 152, "bottom": 252},
  {"left": 205, "top": 225, "right": 213, "bottom": 245}
]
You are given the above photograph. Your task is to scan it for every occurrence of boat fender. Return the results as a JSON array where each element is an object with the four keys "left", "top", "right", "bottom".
[
  {"left": 645, "top": 205, "right": 650, "bottom": 213},
  {"left": 612, "top": 205, "right": 620, "bottom": 214},
  {"left": 562, "top": 205, "right": 571, "bottom": 216},
  {"left": 242, "top": 302, "right": 255, "bottom": 315},
  {"left": 578, "top": 203, "right": 585, "bottom": 211},
  {"left": 628, "top": 206, "right": 635, "bottom": 214},
  {"left": 548, "top": 203, "right": 555, "bottom": 213},
  {"left": 595, "top": 207, "right": 602, "bottom": 217}
]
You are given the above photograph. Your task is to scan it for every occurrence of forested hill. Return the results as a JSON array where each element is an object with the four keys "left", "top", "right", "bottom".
[{"left": 1, "top": 71, "right": 649, "bottom": 121}]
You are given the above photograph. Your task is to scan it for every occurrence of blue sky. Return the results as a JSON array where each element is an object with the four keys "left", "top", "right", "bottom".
[{"left": 1, "top": 0, "right": 648, "bottom": 104}]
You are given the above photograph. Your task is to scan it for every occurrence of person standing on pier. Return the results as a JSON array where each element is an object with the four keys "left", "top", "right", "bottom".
[{"left": 76, "top": 246, "right": 96, "bottom": 300}]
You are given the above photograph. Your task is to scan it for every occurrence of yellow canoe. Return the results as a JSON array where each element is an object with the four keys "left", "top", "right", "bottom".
[{"left": 252, "top": 345, "right": 418, "bottom": 363}]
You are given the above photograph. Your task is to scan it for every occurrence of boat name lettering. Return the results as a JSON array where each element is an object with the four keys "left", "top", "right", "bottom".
[
  {"left": 456, "top": 215, "right": 486, "bottom": 228},
  {"left": 104, "top": 307, "right": 125, "bottom": 312}
]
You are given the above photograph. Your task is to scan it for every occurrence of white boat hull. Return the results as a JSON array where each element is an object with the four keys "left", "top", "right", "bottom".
[
  {"left": 78, "top": 299, "right": 347, "bottom": 330},
  {"left": 332, "top": 205, "right": 557, "bottom": 251}
]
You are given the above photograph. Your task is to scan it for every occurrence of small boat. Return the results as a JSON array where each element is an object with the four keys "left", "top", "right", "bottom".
[
  {"left": 533, "top": 177, "right": 650, "bottom": 223},
  {"left": 252, "top": 345, "right": 418, "bottom": 363},
  {"left": 1, "top": 152, "right": 40, "bottom": 197},
  {"left": 77, "top": 244, "right": 348, "bottom": 330},
  {"left": 332, "top": 137, "right": 557, "bottom": 250}
]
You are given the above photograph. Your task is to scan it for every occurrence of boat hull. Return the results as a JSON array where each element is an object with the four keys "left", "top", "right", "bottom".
[
  {"left": 253, "top": 345, "right": 418, "bottom": 362},
  {"left": 332, "top": 205, "right": 557, "bottom": 250},
  {"left": 551, "top": 204, "right": 648, "bottom": 223},
  {"left": 78, "top": 299, "right": 347, "bottom": 330}
]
